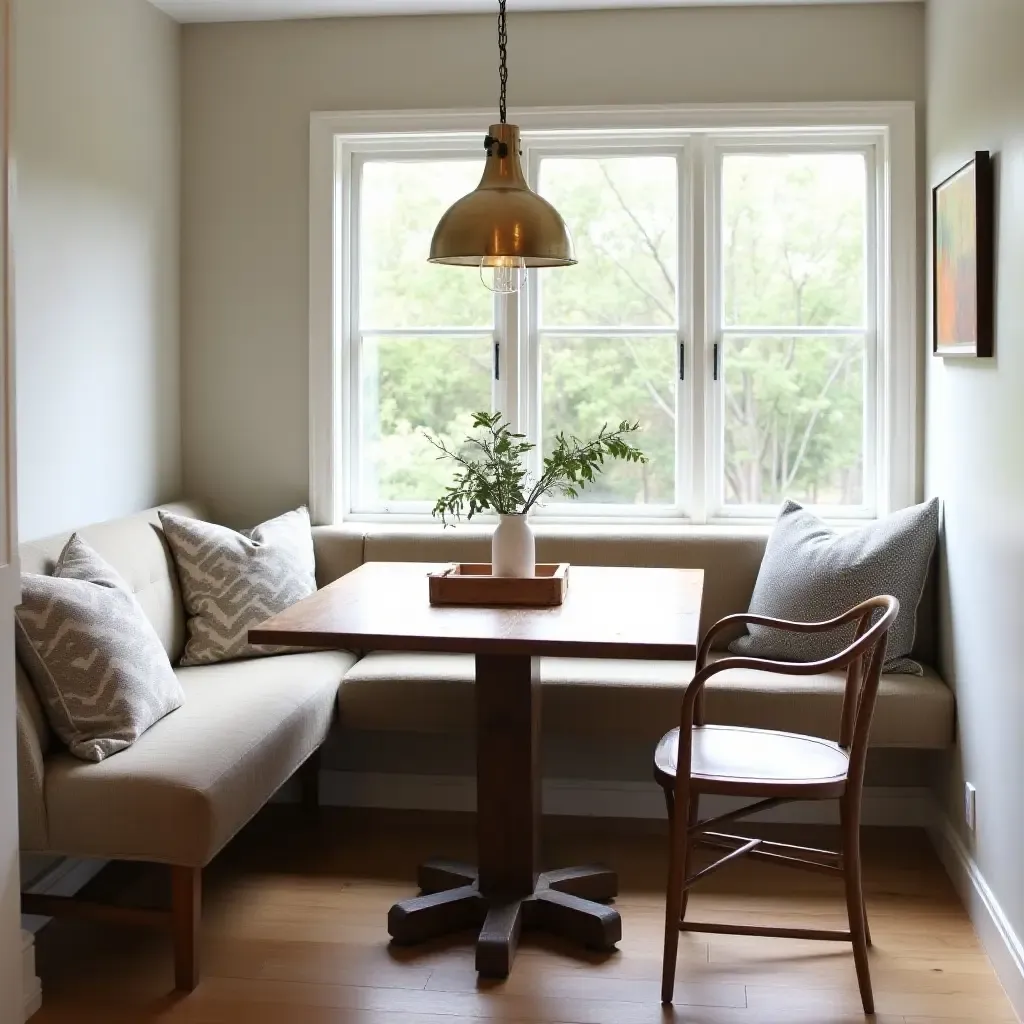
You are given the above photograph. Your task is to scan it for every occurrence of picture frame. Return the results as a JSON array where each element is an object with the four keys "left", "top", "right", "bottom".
[{"left": 932, "top": 151, "right": 994, "bottom": 357}]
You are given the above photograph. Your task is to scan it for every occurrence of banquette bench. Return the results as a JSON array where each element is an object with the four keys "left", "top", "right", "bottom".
[
  {"left": 315, "top": 524, "right": 954, "bottom": 751},
  {"left": 15, "top": 503, "right": 954, "bottom": 989}
]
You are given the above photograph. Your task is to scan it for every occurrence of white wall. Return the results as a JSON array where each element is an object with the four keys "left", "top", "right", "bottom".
[
  {"left": 14, "top": 0, "right": 181, "bottom": 541},
  {"left": 925, "top": 0, "right": 1024, "bottom": 961},
  {"left": 181, "top": 3, "right": 925, "bottom": 526}
]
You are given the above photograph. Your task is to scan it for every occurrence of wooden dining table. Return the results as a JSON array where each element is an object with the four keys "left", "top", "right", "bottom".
[{"left": 250, "top": 560, "right": 704, "bottom": 978}]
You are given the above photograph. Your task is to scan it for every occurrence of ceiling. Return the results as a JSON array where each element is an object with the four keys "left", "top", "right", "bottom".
[{"left": 150, "top": 0, "right": 915, "bottom": 23}]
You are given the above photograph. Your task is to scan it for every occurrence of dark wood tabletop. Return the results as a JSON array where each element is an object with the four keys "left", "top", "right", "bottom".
[{"left": 250, "top": 560, "right": 704, "bottom": 660}]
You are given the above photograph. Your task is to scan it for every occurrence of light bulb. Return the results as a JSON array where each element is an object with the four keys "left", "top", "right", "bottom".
[{"left": 480, "top": 255, "right": 527, "bottom": 294}]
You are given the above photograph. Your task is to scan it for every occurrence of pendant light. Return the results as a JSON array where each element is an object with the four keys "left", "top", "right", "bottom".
[{"left": 428, "top": 0, "right": 576, "bottom": 294}]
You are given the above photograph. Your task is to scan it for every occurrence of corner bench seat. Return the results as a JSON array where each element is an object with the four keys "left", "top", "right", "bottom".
[
  {"left": 339, "top": 651, "right": 954, "bottom": 749},
  {"left": 41, "top": 650, "right": 355, "bottom": 866}
]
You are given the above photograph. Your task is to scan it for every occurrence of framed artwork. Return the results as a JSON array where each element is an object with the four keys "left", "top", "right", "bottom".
[{"left": 933, "top": 151, "right": 994, "bottom": 357}]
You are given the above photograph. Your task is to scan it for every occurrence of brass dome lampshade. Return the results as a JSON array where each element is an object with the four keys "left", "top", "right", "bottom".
[{"left": 428, "top": 0, "right": 576, "bottom": 294}]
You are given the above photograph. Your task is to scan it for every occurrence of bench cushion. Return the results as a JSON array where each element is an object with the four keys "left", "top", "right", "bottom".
[
  {"left": 40, "top": 651, "right": 354, "bottom": 866},
  {"left": 338, "top": 651, "right": 954, "bottom": 749}
]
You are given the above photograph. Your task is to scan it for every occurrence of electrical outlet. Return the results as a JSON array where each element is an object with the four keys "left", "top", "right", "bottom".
[{"left": 964, "top": 782, "right": 977, "bottom": 832}]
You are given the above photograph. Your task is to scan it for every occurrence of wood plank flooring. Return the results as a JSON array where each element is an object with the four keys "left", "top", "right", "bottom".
[{"left": 29, "top": 807, "right": 1018, "bottom": 1024}]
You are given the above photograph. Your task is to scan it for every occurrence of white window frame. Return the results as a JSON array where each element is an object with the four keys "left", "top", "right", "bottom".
[{"left": 309, "top": 103, "right": 918, "bottom": 527}]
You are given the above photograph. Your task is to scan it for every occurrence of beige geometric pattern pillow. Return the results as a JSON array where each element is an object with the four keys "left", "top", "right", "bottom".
[
  {"left": 158, "top": 507, "right": 316, "bottom": 666},
  {"left": 15, "top": 535, "right": 185, "bottom": 762}
]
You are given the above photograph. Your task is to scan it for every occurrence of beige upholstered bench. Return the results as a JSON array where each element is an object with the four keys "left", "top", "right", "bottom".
[
  {"left": 16, "top": 503, "right": 356, "bottom": 990},
  {"left": 314, "top": 525, "right": 955, "bottom": 752}
]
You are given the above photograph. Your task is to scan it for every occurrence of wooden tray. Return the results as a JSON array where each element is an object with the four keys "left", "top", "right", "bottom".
[{"left": 428, "top": 563, "right": 569, "bottom": 607}]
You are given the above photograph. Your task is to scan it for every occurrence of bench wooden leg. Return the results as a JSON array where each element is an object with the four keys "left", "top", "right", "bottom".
[
  {"left": 171, "top": 866, "right": 201, "bottom": 992},
  {"left": 299, "top": 746, "right": 322, "bottom": 811}
]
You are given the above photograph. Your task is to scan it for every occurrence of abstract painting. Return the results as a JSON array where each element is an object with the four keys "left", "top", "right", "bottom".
[{"left": 933, "top": 151, "right": 994, "bottom": 357}]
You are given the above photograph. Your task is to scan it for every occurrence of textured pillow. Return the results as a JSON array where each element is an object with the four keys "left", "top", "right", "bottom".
[
  {"left": 159, "top": 507, "right": 316, "bottom": 666},
  {"left": 15, "top": 535, "right": 184, "bottom": 762},
  {"left": 730, "top": 498, "right": 940, "bottom": 675}
]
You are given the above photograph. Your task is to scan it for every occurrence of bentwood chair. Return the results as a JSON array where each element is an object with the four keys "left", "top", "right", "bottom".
[{"left": 655, "top": 595, "right": 899, "bottom": 1016}]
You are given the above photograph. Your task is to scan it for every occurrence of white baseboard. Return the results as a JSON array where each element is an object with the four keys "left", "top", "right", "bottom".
[
  {"left": 22, "top": 930, "right": 41, "bottom": 1021},
  {"left": 21, "top": 856, "right": 107, "bottom": 935},
  {"left": 314, "top": 769, "right": 934, "bottom": 826},
  {"left": 928, "top": 813, "right": 1024, "bottom": 1022}
]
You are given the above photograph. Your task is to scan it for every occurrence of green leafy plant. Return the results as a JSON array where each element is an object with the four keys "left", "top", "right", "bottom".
[{"left": 426, "top": 411, "right": 648, "bottom": 524}]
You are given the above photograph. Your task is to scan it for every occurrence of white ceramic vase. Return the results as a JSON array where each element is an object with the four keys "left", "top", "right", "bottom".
[{"left": 492, "top": 513, "right": 536, "bottom": 578}]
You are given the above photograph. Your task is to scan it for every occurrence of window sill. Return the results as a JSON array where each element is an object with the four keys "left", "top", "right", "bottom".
[{"left": 317, "top": 518, "right": 776, "bottom": 541}]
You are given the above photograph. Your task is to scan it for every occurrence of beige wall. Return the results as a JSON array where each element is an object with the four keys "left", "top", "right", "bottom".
[
  {"left": 926, "top": 0, "right": 1024, "bottom": 960},
  {"left": 181, "top": 3, "right": 925, "bottom": 526},
  {"left": 14, "top": 0, "right": 181, "bottom": 541},
  {"left": 1, "top": 0, "right": 20, "bottom": 1013}
]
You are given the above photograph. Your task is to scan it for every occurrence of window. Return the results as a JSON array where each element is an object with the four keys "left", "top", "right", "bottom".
[
  {"left": 713, "top": 148, "right": 875, "bottom": 516},
  {"left": 313, "top": 106, "right": 916, "bottom": 524},
  {"left": 536, "top": 155, "right": 680, "bottom": 508},
  {"left": 355, "top": 158, "right": 495, "bottom": 510}
]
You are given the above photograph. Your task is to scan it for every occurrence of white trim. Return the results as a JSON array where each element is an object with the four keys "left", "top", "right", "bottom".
[
  {"left": 21, "top": 931, "right": 39, "bottom": 1021},
  {"left": 308, "top": 115, "right": 338, "bottom": 525},
  {"left": 928, "top": 813, "right": 1024, "bottom": 1022},
  {"left": 309, "top": 102, "right": 919, "bottom": 526},
  {"left": 881, "top": 102, "right": 919, "bottom": 512},
  {"left": 304, "top": 768, "right": 932, "bottom": 827}
]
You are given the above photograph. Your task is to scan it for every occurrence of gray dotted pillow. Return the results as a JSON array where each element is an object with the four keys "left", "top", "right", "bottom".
[{"left": 730, "top": 499, "right": 940, "bottom": 675}]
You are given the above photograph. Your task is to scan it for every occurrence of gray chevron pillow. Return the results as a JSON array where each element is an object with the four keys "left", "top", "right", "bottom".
[
  {"left": 15, "top": 535, "right": 184, "bottom": 762},
  {"left": 159, "top": 507, "right": 316, "bottom": 666},
  {"left": 730, "top": 499, "right": 940, "bottom": 674}
]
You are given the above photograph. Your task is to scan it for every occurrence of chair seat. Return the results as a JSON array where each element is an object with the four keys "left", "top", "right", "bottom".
[{"left": 654, "top": 724, "right": 850, "bottom": 798}]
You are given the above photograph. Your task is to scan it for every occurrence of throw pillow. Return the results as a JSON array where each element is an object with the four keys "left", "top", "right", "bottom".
[
  {"left": 729, "top": 498, "right": 940, "bottom": 674},
  {"left": 15, "top": 535, "right": 184, "bottom": 762},
  {"left": 159, "top": 507, "right": 316, "bottom": 666}
]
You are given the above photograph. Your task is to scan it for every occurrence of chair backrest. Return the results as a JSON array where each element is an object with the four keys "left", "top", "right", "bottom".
[
  {"left": 687, "top": 596, "right": 900, "bottom": 789},
  {"left": 834, "top": 596, "right": 900, "bottom": 787}
]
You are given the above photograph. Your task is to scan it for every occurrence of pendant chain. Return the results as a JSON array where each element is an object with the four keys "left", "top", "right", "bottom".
[{"left": 498, "top": 0, "right": 508, "bottom": 124}]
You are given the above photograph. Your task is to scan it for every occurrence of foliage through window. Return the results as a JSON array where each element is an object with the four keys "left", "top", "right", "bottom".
[{"left": 343, "top": 131, "right": 884, "bottom": 521}]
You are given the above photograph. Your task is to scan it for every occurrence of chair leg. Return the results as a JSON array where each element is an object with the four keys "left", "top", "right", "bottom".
[
  {"left": 841, "top": 795, "right": 874, "bottom": 1015},
  {"left": 299, "top": 746, "right": 322, "bottom": 811},
  {"left": 661, "top": 784, "right": 690, "bottom": 1005},
  {"left": 171, "top": 866, "right": 201, "bottom": 992},
  {"left": 678, "top": 793, "right": 700, "bottom": 925}
]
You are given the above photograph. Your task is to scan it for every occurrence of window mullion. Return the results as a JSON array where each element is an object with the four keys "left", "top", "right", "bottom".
[
  {"left": 524, "top": 142, "right": 543, "bottom": 482},
  {"left": 689, "top": 136, "right": 712, "bottom": 524},
  {"left": 497, "top": 291, "right": 521, "bottom": 429}
]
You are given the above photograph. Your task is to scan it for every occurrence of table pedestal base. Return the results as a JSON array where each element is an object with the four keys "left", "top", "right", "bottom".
[{"left": 387, "top": 859, "right": 622, "bottom": 977}]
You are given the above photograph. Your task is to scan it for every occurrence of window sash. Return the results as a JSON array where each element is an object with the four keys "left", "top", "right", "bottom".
[
  {"left": 705, "top": 138, "right": 880, "bottom": 520},
  {"left": 330, "top": 118, "right": 902, "bottom": 526}
]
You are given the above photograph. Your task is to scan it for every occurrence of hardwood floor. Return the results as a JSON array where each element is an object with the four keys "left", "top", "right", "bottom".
[{"left": 29, "top": 807, "right": 1018, "bottom": 1024}]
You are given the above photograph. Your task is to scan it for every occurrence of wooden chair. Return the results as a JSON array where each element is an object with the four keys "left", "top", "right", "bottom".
[{"left": 655, "top": 595, "right": 900, "bottom": 1016}]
